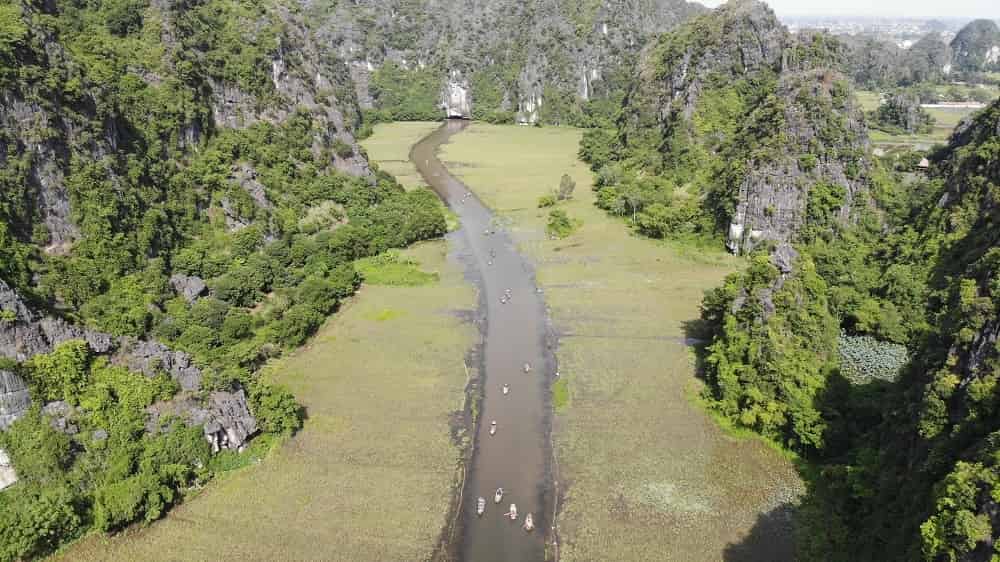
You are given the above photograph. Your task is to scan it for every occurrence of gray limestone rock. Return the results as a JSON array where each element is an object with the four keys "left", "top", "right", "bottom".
[
  {"left": 0, "top": 370, "right": 30, "bottom": 431},
  {"left": 0, "top": 448, "right": 16, "bottom": 491},
  {"left": 443, "top": 70, "right": 471, "bottom": 119},
  {"left": 146, "top": 388, "right": 258, "bottom": 452},
  {"left": 114, "top": 338, "right": 203, "bottom": 391},
  {"left": 42, "top": 401, "right": 77, "bottom": 435},
  {"left": 169, "top": 274, "right": 207, "bottom": 303}
]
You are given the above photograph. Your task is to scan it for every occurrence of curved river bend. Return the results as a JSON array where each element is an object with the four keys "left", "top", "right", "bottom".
[{"left": 412, "top": 121, "right": 551, "bottom": 562}]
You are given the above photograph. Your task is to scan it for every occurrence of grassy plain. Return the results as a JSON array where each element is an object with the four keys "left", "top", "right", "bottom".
[
  {"left": 363, "top": 121, "right": 442, "bottom": 189},
  {"left": 856, "top": 89, "right": 993, "bottom": 148},
  {"left": 52, "top": 126, "right": 474, "bottom": 562},
  {"left": 440, "top": 124, "right": 803, "bottom": 561}
]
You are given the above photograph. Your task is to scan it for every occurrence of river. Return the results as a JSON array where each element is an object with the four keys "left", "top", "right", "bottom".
[{"left": 412, "top": 120, "right": 551, "bottom": 562}]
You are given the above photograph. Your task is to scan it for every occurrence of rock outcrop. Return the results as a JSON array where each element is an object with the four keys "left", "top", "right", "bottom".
[
  {"left": 146, "top": 389, "right": 258, "bottom": 453},
  {"left": 169, "top": 274, "right": 208, "bottom": 303},
  {"left": 620, "top": 0, "right": 869, "bottom": 255},
  {"left": 950, "top": 19, "right": 1000, "bottom": 72},
  {"left": 0, "top": 448, "right": 16, "bottom": 491},
  {"left": 0, "top": 370, "right": 30, "bottom": 431},
  {"left": 443, "top": 70, "right": 471, "bottom": 119},
  {"left": 0, "top": 279, "right": 256, "bottom": 451},
  {"left": 727, "top": 70, "right": 869, "bottom": 254}
]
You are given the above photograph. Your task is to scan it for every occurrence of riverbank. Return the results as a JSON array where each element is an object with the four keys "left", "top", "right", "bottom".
[
  {"left": 49, "top": 136, "right": 475, "bottom": 562},
  {"left": 438, "top": 123, "right": 804, "bottom": 561}
]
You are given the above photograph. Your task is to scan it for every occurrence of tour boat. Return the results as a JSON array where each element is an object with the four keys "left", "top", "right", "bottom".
[
  {"left": 524, "top": 513, "right": 534, "bottom": 531},
  {"left": 502, "top": 384, "right": 510, "bottom": 395},
  {"left": 495, "top": 488, "right": 503, "bottom": 503},
  {"left": 477, "top": 497, "right": 486, "bottom": 516},
  {"left": 509, "top": 504, "right": 518, "bottom": 520}
]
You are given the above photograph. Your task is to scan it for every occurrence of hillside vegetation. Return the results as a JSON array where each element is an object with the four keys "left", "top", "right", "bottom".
[
  {"left": 0, "top": 0, "right": 446, "bottom": 558},
  {"left": 581, "top": 1, "right": 1000, "bottom": 558}
]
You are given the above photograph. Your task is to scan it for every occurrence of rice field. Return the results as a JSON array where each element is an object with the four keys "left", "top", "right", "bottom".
[
  {"left": 49, "top": 127, "right": 475, "bottom": 562},
  {"left": 362, "top": 121, "right": 442, "bottom": 189},
  {"left": 438, "top": 124, "right": 804, "bottom": 561}
]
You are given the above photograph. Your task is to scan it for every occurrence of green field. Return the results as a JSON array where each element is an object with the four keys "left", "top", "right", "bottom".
[
  {"left": 363, "top": 121, "right": 442, "bottom": 189},
  {"left": 439, "top": 124, "right": 803, "bottom": 561},
  {"left": 51, "top": 128, "right": 475, "bottom": 562},
  {"left": 855, "top": 89, "right": 992, "bottom": 149}
]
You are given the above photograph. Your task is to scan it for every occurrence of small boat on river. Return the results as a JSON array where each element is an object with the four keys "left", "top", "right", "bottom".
[
  {"left": 489, "top": 420, "right": 497, "bottom": 436},
  {"left": 477, "top": 497, "right": 486, "bottom": 516},
  {"left": 494, "top": 488, "right": 503, "bottom": 503},
  {"left": 523, "top": 513, "right": 534, "bottom": 531},
  {"left": 508, "top": 504, "right": 518, "bottom": 520},
  {"left": 523, "top": 363, "right": 531, "bottom": 373},
  {"left": 502, "top": 384, "right": 510, "bottom": 395}
]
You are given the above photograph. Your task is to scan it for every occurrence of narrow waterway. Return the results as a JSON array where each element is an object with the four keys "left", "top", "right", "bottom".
[{"left": 412, "top": 121, "right": 550, "bottom": 562}]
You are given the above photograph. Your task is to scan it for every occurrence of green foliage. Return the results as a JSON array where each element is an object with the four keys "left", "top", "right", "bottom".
[
  {"left": 537, "top": 194, "right": 557, "bottom": 208},
  {"left": 703, "top": 253, "right": 839, "bottom": 451},
  {"left": 369, "top": 62, "right": 442, "bottom": 121},
  {"left": 0, "top": 3, "right": 27, "bottom": 60},
  {"left": 837, "top": 332, "right": 909, "bottom": 384},
  {"left": 355, "top": 251, "right": 438, "bottom": 286},
  {"left": 920, "top": 461, "right": 998, "bottom": 561},
  {"left": 249, "top": 382, "right": 303, "bottom": 435},
  {"left": 26, "top": 340, "right": 92, "bottom": 404},
  {"left": 546, "top": 209, "right": 580, "bottom": 239}
]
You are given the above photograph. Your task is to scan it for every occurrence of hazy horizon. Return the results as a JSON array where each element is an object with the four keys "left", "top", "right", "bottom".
[{"left": 697, "top": 0, "right": 1000, "bottom": 19}]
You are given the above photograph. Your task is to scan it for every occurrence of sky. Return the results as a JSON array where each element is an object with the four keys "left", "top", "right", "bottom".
[{"left": 696, "top": 0, "right": 1000, "bottom": 19}]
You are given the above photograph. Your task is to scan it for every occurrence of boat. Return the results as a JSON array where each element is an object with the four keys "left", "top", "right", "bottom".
[
  {"left": 489, "top": 420, "right": 497, "bottom": 436},
  {"left": 477, "top": 497, "right": 486, "bottom": 516},
  {"left": 524, "top": 513, "right": 534, "bottom": 531},
  {"left": 509, "top": 503, "right": 518, "bottom": 520},
  {"left": 494, "top": 488, "right": 503, "bottom": 503},
  {"left": 502, "top": 384, "right": 510, "bottom": 395},
  {"left": 523, "top": 363, "right": 531, "bottom": 373}
]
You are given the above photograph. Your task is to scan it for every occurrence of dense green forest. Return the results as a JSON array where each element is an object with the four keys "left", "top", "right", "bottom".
[{"left": 0, "top": 0, "right": 446, "bottom": 558}]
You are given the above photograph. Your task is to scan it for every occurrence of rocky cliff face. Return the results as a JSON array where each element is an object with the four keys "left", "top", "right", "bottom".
[
  {"left": 0, "top": 0, "right": 370, "bottom": 277},
  {"left": 620, "top": 0, "right": 869, "bottom": 254},
  {"left": 0, "top": 279, "right": 256, "bottom": 456},
  {"left": 320, "top": 0, "right": 704, "bottom": 122},
  {"left": 950, "top": 19, "right": 1000, "bottom": 72},
  {"left": 728, "top": 70, "right": 869, "bottom": 254}
]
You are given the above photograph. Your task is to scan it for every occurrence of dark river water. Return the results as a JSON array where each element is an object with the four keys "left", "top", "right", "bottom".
[{"left": 411, "top": 121, "right": 550, "bottom": 562}]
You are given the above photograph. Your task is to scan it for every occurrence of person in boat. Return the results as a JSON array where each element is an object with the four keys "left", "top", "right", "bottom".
[
  {"left": 524, "top": 513, "right": 534, "bottom": 531},
  {"left": 508, "top": 503, "right": 518, "bottom": 520},
  {"left": 495, "top": 488, "right": 503, "bottom": 503},
  {"left": 502, "top": 384, "right": 510, "bottom": 395}
]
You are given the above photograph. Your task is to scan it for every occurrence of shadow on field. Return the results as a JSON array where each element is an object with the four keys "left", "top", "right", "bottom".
[
  {"left": 681, "top": 317, "right": 712, "bottom": 382},
  {"left": 723, "top": 503, "right": 797, "bottom": 562}
]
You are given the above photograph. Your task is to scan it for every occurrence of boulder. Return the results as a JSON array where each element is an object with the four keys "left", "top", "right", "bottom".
[
  {"left": 42, "top": 401, "right": 77, "bottom": 435},
  {"left": 169, "top": 274, "right": 207, "bottom": 303}
]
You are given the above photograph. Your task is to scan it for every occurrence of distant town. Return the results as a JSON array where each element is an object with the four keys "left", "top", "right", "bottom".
[{"left": 782, "top": 15, "right": 995, "bottom": 47}]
